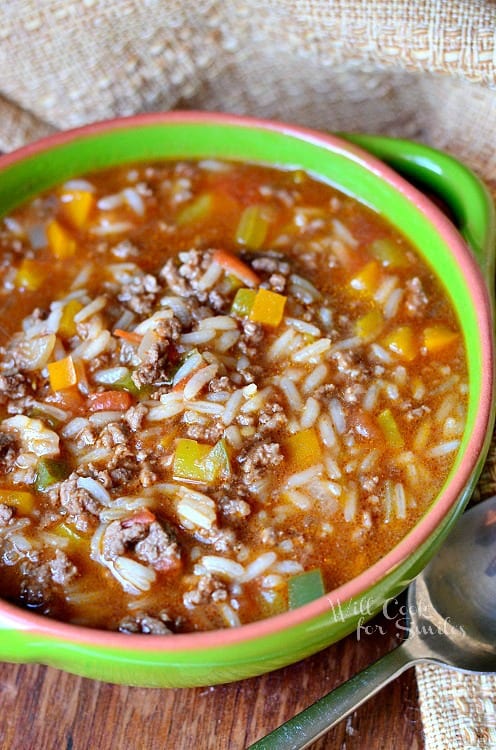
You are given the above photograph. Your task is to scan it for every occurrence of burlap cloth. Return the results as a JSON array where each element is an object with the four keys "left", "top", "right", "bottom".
[{"left": 1, "top": 1, "right": 496, "bottom": 746}]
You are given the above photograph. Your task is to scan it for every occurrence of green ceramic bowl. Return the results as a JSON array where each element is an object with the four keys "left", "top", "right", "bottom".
[{"left": 0, "top": 113, "right": 493, "bottom": 687}]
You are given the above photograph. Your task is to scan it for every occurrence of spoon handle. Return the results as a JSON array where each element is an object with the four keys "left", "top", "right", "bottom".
[{"left": 247, "top": 642, "right": 417, "bottom": 750}]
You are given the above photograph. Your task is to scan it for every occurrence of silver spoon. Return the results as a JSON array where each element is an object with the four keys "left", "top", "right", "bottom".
[{"left": 249, "top": 495, "right": 496, "bottom": 749}]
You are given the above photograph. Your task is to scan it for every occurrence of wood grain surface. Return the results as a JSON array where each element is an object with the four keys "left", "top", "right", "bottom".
[{"left": 0, "top": 601, "right": 424, "bottom": 750}]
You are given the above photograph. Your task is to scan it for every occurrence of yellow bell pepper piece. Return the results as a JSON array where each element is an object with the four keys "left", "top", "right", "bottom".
[
  {"left": 423, "top": 325, "right": 459, "bottom": 353},
  {"left": 204, "top": 439, "right": 231, "bottom": 481},
  {"left": 377, "top": 408, "right": 404, "bottom": 449},
  {"left": 173, "top": 438, "right": 231, "bottom": 484},
  {"left": 176, "top": 193, "right": 213, "bottom": 226},
  {"left": 231, "top": 288, "right": 257, "bottom": 317},
  {"left": 0, "top": 489, "right": 35, "bottom": 514},
  {"left": 48, "top": 355, "right": 78, "bottom": 391},
  {"left": 46, "top": 219, "right": 76, "bottom": 259},
  {"left": 58, "top": 300, "right": 84, "bottom": 338},
  {"left": 236, "top": 204, "right": 270, "bottom": 249},
  {"left": 52, "top": 521, "right": 87, "bottom": 545},
  {"left": 383, "top": 325, "right": 417, "bottom": 361},
  {"left": 14, "top": 258, "right": 47, "bottom": 291},
  {"left": 285, "top": 427, "right": 322, "bottom": 471},
  {"left": 370, "top": 238, "right": 408, "bottom": 269},
  {"left": 355, "top": 309, "right": 384, "bottom": 340},
  {"left": 349, "top": 260, "right": 380, "bottom": 295},
  {"left": 59, "top": 189, "right": 94, "bottom": 229},
  {"left": 249, "top": 288, "right": 287, "bottom": 327}
]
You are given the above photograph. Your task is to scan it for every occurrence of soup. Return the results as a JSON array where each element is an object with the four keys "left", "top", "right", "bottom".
[{"left": 0, "top": 159, "right": 467, "bottom": 633}]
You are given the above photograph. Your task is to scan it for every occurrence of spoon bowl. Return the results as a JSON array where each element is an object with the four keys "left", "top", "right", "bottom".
[{"left": 250, "top": 495, "right": 496, "bottom": 749}]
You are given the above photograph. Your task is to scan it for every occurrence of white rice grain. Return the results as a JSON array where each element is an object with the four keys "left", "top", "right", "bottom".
[
  {"left": 222, "top": 389, "right": 245, "bottom": 426},
  {"left": 89, "top": 411, "right": 125, "bottom": 426},
  {"left": 216, "top": 329, "right": 240, "bottom": 352},
  {"left": 73, "top": 330, "right": 112, "bottom": 360},
  {"left": 73, "top": 295, "right": 107, "bottom": 323},
  {"left": 267, "top": 328, "right": 296, "bottom": 361},
  {"left": 292, "top": 338, "right": 331, "bottom": 364},
  {"left": 302, "top": 363, "right": 328, "bottom": 394},
  {"left": 91, "top": 221, "right": 133, "bottom": 236},
  {"left": 331, "top": 217, "right": 358, "bottom": 248},
  {"left": 199, "top": 315, "right": 237, "bottom": 331},
  {"left": 180, "top": 329, "right": 215, "bottom": 345},
  {"left": 318, "top": 414, "right": 337, "bottom": 448},
  {"left": 384, "top": 287, "right": 404, "bottom": 319},
  {"left": 283, "top": 488, "right": 312, "bottom": 510},
  {"left": 363, "top": 383, "right": 380, "bottom": 411},
  {"left": 343, "top": 484, "right": 357, "bottom": 522},
  {"left": 428, "top": 440, "right": 461, "bottom": 458},
  {"left": 279, "top": 377, "right": 303, "bottom": 411},
  {"left": 370, "top": 343, "right": 392, "bottom": 363},
  {"left": 285, "top": 317, "right": 321, "bottom": 336},
  {"left": 394, "top": 482, "right": 407, "bottom": 519},
  {"left": 273, "top": 560, "right": 304, "bottom": 575},
  {"left": 329, "top": 398, "right": 346, "bottom": 434},
  {"left": 199, "top": 556, "right": 244, "bottom": 580},
  {"left": 300, "top": 397, "right": 321, "bottom": 428},
  {"left": 113, "top": 556, "right": 156, "bottom": 594},
  {"left": 186, "top": 400, "right": 224, "bottom": 416},
  {"left": 77, "top": 476, "right": 112, "bottom": 506},
  {"left": 219, "top": 603, "right": 241, "bottom": 628},
  {"left": 241, "top": 552, "right": 277, "bottom": 582},
  {"left": 61, "top": 417, "right": 89, "bottom": 439},
  {"left": 224, "top": 424, "right": 243, "bottom": 449},
  {"left": 122, "top": 187, "right": 145, "bottom": 216},
  {"left": 285, "top": 464, "right": 323, "bottom": 489},
  {"left": 374, "top": 275, "right": 398, "bottom": 305}
]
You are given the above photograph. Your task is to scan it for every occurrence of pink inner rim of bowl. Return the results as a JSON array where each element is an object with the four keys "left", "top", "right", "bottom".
[{"left": 0, "top": 111, "right": 492, "bottom": 652}]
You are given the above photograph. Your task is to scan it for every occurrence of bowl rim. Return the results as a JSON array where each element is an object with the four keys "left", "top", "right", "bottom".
[{"left": 0, "top": 110, "right": 493, "bottom": 651}]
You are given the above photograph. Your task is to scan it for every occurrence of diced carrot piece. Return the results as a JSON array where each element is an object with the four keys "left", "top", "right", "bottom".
[
  {"left": 212, "top": 249, "right": 261, "bottom": 288},
  {"left": 383, "top": 326, "right": 418, "bottom": 361},
  {"left": 46, "top": 219, "right": 76, "bottom": 259},
  {"left": 122, "top": 509, "right": 156, "bottom": 527},
  {"left": 349, "top": 261, "right": 380, "bottom": 295},
  {"left": 423, "top": 325, "right": 459, "bottom": 353},
  {"left": 14, "top": 259, "right": 47, "bottom": 291},
  {"left": 58, "top": 300, "right": 83, "bottom": 338},
  {"left": 0, "top": 489, "right": 35, "bottom": 514},
  {"left": 47, "top": 355, "right": 78, "bottom": 391},
  {"left": 51, "top": 386, "right": 85, "bottom": 413},
  {"left": 355, "top": 309, "right": 384, "bottom": 340},
  {"left": 249, "top": 288, "right": 287, "bottom": 327},
  {"left": 113, "top": 328, "right": 143, "bottom": 344},
  {"left": 87, "top": 390, "right": 133, "bottom": 412},
  {"left": 59, "top": 190, "right": 94, "bottom": 229},
  {"left": 285, "top": 428, "right": 322, "bottom": 471}
]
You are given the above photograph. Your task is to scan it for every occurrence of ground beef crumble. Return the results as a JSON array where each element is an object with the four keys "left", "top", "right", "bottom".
[
  {"left": 0, "top": 431, "right": 19, "bottom": 473},
  {"left": 183, "top": 574, "right": 227, "bottom": 609},
  {"left": 238, "top": 442, "right": 283, "bottom": 487},
  {"left": 117, "top": 273, "right": 162, "bottom": 315},
  {"left": 119, "top": 610, "right": 174, "bottom": 634},
  {"left": 53, "top": 473, "right": 103, "bottom": 531},
  {"left": 0, "top": 503, "right": 14, "bottom": 527},
  {"left": 102, "top": 517, "right": 181, "bottom": 572}
]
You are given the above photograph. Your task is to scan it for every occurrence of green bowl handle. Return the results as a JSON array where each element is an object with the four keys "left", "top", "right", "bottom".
[{"left": 341, "top": 134, "right": 495, "bottom": 283}]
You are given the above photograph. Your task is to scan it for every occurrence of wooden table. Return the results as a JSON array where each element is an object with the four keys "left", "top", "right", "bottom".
[{"left": 0, "top": 598, "right": 424, "bottom": 750}]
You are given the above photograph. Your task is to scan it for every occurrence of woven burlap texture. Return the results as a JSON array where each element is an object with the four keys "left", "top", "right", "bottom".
[{"left": 1, "top": 1, "right": 496, "bottom": 748}]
